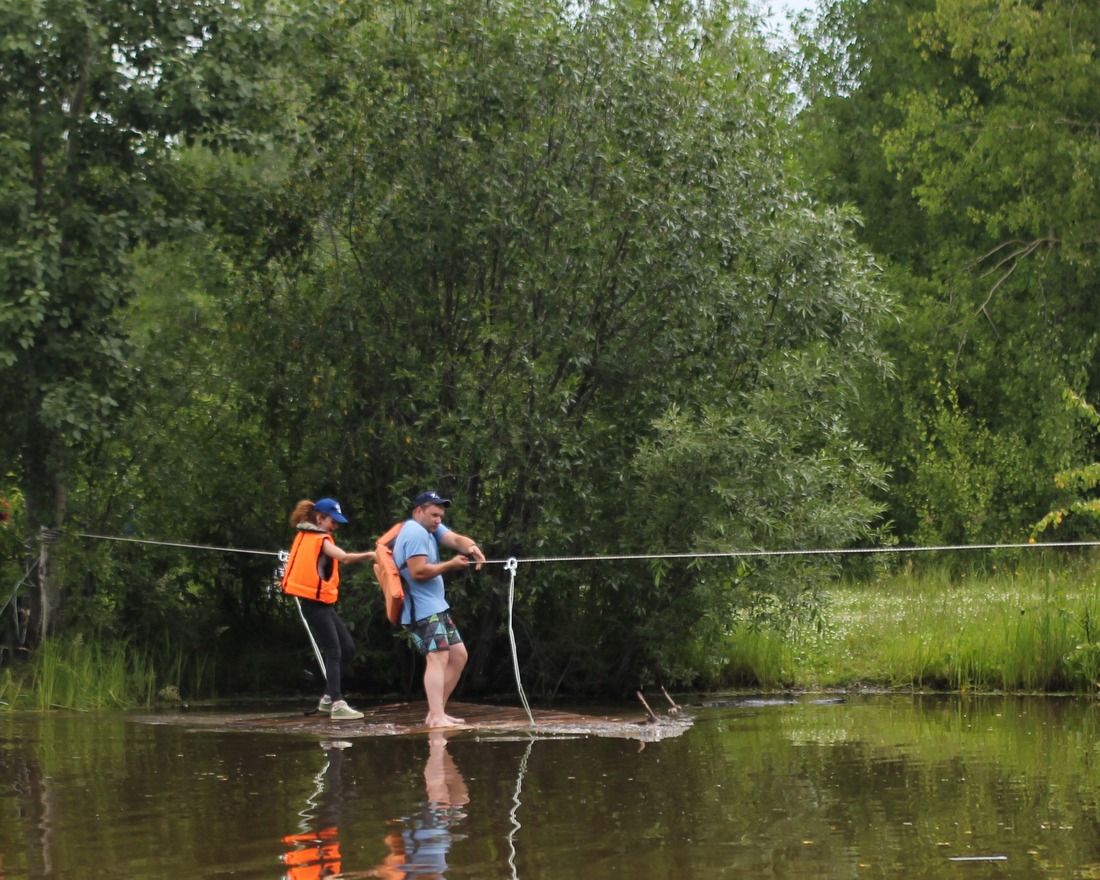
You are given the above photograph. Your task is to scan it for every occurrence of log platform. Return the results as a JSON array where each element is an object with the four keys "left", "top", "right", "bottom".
[{"left": 134, "top": 700, "right": 692, "bottom": 741}]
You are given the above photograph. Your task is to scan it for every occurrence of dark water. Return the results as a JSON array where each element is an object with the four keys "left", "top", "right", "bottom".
[{"left": 3, "top": 695, "right": 1100, "bottom": 879}]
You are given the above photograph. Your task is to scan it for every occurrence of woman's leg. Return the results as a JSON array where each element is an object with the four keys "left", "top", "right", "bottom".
[
  {"left": 300, "top": 601, "right": 355, "bottom": 703},
  {"left": 332, "top": 611, "right": 356, "bottom": 694}
]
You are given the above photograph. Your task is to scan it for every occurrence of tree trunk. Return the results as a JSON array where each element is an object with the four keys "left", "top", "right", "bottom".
[
  {"left": 24, "top": 470, "right": 67, "bottom": 647},
  {"left": 35, "top": 525, "right": 62, "bottom": 643}
]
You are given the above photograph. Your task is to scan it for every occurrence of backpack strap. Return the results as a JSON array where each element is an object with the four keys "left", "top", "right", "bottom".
[
  {"left": 397, "top": 559, "right": 417, "bottom": 625},
  {"left": 396, "top": 528, "right": 440, "bottom": 626}
]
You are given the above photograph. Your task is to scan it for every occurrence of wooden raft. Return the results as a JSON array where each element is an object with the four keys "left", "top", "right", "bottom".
[{"left": 135, "top": 700, "right": 692, "bottom": 741}]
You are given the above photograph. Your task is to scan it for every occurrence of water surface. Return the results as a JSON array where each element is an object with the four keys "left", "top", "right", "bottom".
[{"left": 2, "top": 695, "right": 1099, "bottom": 878}]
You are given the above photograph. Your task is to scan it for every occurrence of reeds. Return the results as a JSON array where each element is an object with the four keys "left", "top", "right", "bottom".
[
  {"left": 30, "top": 636, "right": 158, "bottom": 710},
  {"left": 0, "top": 634, "right": 197, "bottom": 711}
]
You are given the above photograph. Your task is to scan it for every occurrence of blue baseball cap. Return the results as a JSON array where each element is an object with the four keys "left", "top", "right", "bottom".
[
  {"left": 314, "top": 498, "right": 348, "bottom": 523},
  {"left": 414, "top": 490, "right": 451, "bottom": 509}
]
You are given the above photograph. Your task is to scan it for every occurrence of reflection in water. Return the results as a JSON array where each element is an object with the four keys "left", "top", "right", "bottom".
[
  {"left": 0, "top": 732, "right": 54, "bottom": 877},
  {"left": 281, "top": 740, "right": 351, "bottom": 879},
  {"left": 282, "top": 826, "right": 340, "bottom": 879},
  {"left": 11, "top": 697, "right": 1100, "bottom": 879},
  {"left": 507, "top": 740, "right": 535, "bottom": 880},
  {"left": 375, "top": 730, "right": 470, "bottom": 880}
]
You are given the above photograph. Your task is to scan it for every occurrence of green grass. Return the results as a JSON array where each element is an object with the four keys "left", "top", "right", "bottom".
[
  {"left": 0, "top": 635, "right": 177, "bottom": 711},
  {"left": 721, "top": 558, "right": 1100, "bottom": 693}
]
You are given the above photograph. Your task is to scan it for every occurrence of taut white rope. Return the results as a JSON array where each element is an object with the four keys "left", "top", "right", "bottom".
[
  {"left": 480, "top": 539, "right": 1100, "bottom": 566},
  {"left": 505, "top": 557, "right": 535, "bottom": 727},
  {"left": 74, "top": 530, "right": 1100, "bottom": 566},
  {"left": 77, "top": 532, "right": 279, "bottom": 556}
]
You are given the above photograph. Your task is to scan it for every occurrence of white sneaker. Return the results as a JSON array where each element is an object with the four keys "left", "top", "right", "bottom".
[
  {"left": 317, "top": 696, "right": 333, "bottom": 714},
  {"left": 329, "top": 700, "right": 364, "bottom": 721}
]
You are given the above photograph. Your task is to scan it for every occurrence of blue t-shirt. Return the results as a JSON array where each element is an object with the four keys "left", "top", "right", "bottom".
[{"left": 393, "top": 519, "right": 451, "bottom": 624}]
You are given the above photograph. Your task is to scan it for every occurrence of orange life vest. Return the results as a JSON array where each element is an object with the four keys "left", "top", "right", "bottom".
[
  {"left": 281, "top": 529, "right": 340, "bottom": 603},
  {"left": 372, "top": 522, "right": 405, "bottom": 625}
]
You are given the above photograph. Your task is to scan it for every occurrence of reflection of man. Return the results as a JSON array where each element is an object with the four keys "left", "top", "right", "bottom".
[
  {"left": 423, "top": 731, "right": 470, "bottom": 816},
  {"left": 393, "top": 491, "right": 486, "bottom": 728},
  {"left": 281, "top": 743, "right": 349, "bottom": 879},
  {"left": 374, "top": 731, "right": 469, "bottom": 879}
]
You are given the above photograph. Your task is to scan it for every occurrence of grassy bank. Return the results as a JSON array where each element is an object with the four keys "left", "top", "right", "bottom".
[
  {"left": 718, "top": 557, "right": 1100, "bottom": 693},
  {"left": 0, "top": 636, "right": 207, "bottom": 711},
  {"left": 6, "top": 558, "right": 1100, "bottom": 708}
]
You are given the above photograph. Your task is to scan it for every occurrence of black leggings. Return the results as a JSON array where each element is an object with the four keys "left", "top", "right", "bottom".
[{"left": 298, "top": 598, "right": 356, "bottom": 702}]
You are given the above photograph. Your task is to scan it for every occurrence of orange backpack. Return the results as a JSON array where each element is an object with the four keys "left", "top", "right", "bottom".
[{"left": 373, "top": 522, "right": 406, "bottom": 625}]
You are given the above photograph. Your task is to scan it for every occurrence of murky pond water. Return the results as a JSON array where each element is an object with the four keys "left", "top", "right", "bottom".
[{"left": 3, "top": 694, "right": 1100, "bottom": 878}]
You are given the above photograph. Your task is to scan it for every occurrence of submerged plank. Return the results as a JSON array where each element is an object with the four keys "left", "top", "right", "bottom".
[{"left": 134, "top": 700, "right": 692, "bottom": 741}]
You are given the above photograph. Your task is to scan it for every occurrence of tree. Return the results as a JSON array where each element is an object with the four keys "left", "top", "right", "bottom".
[
  {"left": 223, "top": 0, "right": 895, "bottom": 693},
  {"left": 800, "top": 0, "right": 1098, "bottom": 546},
  {"left": 0, "top": 0, "right": 277, "bottom": 643}
]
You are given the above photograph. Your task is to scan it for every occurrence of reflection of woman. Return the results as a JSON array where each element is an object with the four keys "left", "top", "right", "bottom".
[
  {"left": 281, "top": 825, "right": 340, "bottom": 880},
  {"left": 374, "top": 731, "right": 469, "bottom": 879},
  {"left": 282, "top": 498, "right": 375, "bottom": 721},
  {"left": 281, "top": 743, "right": 349, "bottom": 879}
]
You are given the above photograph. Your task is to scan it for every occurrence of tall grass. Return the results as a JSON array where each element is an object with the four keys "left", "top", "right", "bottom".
[
  {"left": 0, "top": 634, "right": 209, "bottom": 711},
  {"left": 31, "top": 637, "right": 157, "bottom": 710},
  {"left": 719, "top": 558, "right": 1100, "bottom": 693},
  {"left": 712, "top": 625, "right": 796, "bottom": 690}
]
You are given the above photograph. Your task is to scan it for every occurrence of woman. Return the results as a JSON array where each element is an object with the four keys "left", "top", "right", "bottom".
[{"left": 281, "top": 497, "right": 375, "bottom": 721}]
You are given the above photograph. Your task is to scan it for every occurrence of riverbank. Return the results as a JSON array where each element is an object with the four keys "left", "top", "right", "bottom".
[
  {"left": 722, "top": 555, "right": 1100, "bottom": 693},
  {"left": 6, "top": 554, "right": 1100, "bottom": 710}
]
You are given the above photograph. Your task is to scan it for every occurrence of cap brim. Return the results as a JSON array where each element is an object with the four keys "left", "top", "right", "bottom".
[{"left": 415, "top": 494, "right": 451, "bottom": 507}]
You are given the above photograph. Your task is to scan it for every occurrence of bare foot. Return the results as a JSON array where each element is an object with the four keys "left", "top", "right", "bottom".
[
  {"left": 444, "top": 713, "right": 465, "bottom": 725},
  {"left": 425, "top": 714, "right": 460, "bottom": 728}
]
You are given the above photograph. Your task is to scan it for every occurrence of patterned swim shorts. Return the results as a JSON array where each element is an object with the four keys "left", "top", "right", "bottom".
[{"left": 406, "top": 612, "right": 463, "bottom": 655}]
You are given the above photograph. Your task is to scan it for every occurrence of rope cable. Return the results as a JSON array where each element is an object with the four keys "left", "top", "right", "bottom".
[
  {"left": 480, "top": 539, "right": 1100, "bottom": 566},
  {"left": 73, "top": 531, "right": 1100, "bottom": 565},
  {"left": 293, "top": 595, "right": 328, "bottom": 681},
  {"left": 76, "top": 532, "right": 280, "bottom": 556},
  {"left": 505, "top": 557, "right": 535, "bottom": 727}
]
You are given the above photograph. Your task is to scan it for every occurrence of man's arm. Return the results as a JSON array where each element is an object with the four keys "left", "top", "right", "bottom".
[
  {"left": 405, "top": 553, "right": 470, "bottom": 581},
  {"left": 439, "top": 530, "right": 486, "bottom": 570}
]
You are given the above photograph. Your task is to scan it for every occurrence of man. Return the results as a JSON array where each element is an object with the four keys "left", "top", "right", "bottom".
[{"left": 393, "top": 490, "right": 486, "bottom": 728}]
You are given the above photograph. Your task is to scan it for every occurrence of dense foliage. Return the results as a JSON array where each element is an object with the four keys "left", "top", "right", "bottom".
[
  {"left": 797, "top": 0, "right": 1100, "bottom": 548},
  {"left": 33, "top": 0, "right": 1100, "bottom": 701},
  {"left": 0, "top": 0, "right": 280, "bottom": 647}
]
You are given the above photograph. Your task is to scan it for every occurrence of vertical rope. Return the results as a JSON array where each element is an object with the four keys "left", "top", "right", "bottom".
[
  {"left": 505, "top": 558, "right": 535, "bottom": 726},
  {"left": 291, "top": 590, "right": 327, "bottom": 682},
  {"left": 278, "top": 549, "right": 328, "bottom": 682}
]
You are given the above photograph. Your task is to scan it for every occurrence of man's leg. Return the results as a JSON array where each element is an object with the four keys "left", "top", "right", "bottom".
[
  {"left": 416, "top": 613, "right": 468, "bottom": 728},
  {"left": 440, "top": 642, "right": 468, "bottom": 723},
  {"left": 423, "top": 650, "right": 453, "bottom": 728}
]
